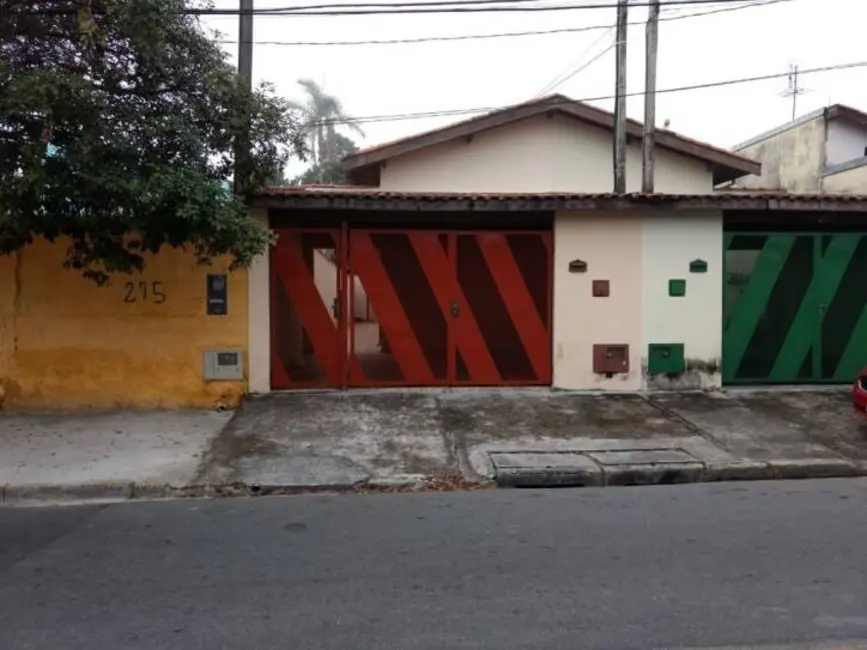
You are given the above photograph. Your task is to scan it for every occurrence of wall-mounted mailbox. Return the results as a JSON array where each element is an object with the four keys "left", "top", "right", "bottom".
[
  {"left": 647, "top": 343, "right": 686, "bottom": 375},
  {"left": 206, "top": 274, "right": 228, "bottom": 315},
  {"left": 593, "top": 344, "right": 630, "bottom": 374},
  {"left": 668, "top": 278, "right": 686, "bottom": 297},
  {"left": 568, "top": 258, "right": 588, "bottom": 273},
  {"left": 592, "top": 279, "right": 610, "bottom": 297},
  {"left": 689, "top": 259, "right": 708, "bottom": 273}
]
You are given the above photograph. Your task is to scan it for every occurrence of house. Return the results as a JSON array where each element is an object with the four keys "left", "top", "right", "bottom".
[
  {"left": 729, "top": 104, "right": 867, "bottom": 194},
  {"left": 6, "top": 94, "right": 867, "bottom": 410}
]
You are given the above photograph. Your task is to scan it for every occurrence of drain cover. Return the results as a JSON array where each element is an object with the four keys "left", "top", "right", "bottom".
[
  {"left": 489, "top": 452, "right": 603, "bottom": 487},
  {"left": 587, "top": 449, "right": 697, "bottom": 465}
]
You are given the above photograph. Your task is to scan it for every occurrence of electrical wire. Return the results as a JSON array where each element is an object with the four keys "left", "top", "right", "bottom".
[
  {"left": 19, "top": 0, "right": 779, "bottom": 16},
  {"left": 203, "top": 0, "right": 769, "bottom": 17},
  {"left": 535, "top": 32, "right": 616, "bottom": 96},
  {"left": 215, "top": 0, "right": 791, "bottom": 46},
  {"left": 307, "top": 59, "right": 867, "bottom": 126}
]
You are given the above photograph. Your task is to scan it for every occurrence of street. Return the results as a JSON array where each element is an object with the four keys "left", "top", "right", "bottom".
[{"left": 2, "top": 480, "right": 867, "bottom": 650}]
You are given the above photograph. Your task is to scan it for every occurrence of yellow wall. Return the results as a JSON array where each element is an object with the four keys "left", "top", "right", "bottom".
[{"left": 0, "top": 237, "right": 247, "bottom": 410}]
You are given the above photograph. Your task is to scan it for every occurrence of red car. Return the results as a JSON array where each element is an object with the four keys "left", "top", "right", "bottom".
[{"left": 853, "top": 368, "right": 867, "bottom": 416}]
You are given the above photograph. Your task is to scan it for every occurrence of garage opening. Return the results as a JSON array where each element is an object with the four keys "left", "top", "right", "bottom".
[{"left": 270, "top": 222, "right": 552, "bottom": 389}]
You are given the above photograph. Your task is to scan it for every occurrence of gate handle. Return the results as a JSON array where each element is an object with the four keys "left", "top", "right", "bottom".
[{"left": 451, "top": 301, "right": 459, "bottom": 318}]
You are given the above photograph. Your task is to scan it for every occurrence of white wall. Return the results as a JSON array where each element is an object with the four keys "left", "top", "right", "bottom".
[
  {"left": 379, "top": 114, "right": 714, "bottom": 194},
  {"left": 552, "top": 212, "right": 643, "bottom": 391},
  {"left": 641, "top": 212, "right": 723, "bottom": 389},
  {"left": 247, "top": 207, "right": 271, "bottom": 394},
  {"left": 826, "top": 119, "right": 867, "bottom": 167}
]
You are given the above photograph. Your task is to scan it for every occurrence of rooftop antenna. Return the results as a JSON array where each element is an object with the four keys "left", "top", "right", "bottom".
[{"left": 780, "top": 63, "right": 810, "bottom": 122}]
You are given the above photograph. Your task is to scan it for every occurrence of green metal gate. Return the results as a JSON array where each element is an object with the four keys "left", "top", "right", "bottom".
[{"left": 723, "top": 232, "right": 867, "bottom": 384}]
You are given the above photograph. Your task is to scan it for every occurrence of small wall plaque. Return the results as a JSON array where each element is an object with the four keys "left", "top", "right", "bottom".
[
  {"left": 689, "top": 259, "right": 708, "bottom": 273},
  {"left": 568, "top": 258, "right": 588, "bottom": 273},
  {"left": 207, "top": 274, "right": 228, "bottom": 315}
]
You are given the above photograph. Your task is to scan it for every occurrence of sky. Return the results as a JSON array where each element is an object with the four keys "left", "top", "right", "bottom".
[{"left": 202, "top": 0, "right": 867, "bottom": 178}]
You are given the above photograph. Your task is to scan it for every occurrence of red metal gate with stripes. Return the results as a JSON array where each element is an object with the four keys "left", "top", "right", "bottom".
[{"left": 271, "top": 228, "right": 551, "bottom": 389}]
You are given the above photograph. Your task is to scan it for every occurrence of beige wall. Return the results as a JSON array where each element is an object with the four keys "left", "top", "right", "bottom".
[
  {"left": 641, "top": 212, "right": 723, "bottom": 389},
  {"left": 822, "top": 163, "right": 867, "bottom": 194},
  {"left": 732, "top": 116, "right": 825, "bottom": 192},
  {"left": 552, "top": 212, "right": 643, "bottom": 390},
  {"left": 379, "top": 114, "right": 714, "bottom": 194}
]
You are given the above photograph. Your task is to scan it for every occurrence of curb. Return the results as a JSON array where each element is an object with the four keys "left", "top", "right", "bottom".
[
  {"left": 492, "top": 458, "right": 867, "bottom": 489},
  {"left": 0, "top": 475, "right": 487, "bottom": 506},
  {"left": 3, "top": 460, "right": 865, "bottom": 505}
]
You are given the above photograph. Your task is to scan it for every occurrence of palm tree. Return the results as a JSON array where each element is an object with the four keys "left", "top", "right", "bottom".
[{"left": 287, "top": 79, "right": 365, "bottom": 183}]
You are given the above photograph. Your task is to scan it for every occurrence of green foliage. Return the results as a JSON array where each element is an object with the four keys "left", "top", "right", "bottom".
[
  {"left": 292, "top": 133, "right": 358, "bottom": 185},
  {"left": 288, "top": 79, "right": 362, "bottom": 185},
  {"left": 0, "top": 0, "right": 305, "bottom": 283}
]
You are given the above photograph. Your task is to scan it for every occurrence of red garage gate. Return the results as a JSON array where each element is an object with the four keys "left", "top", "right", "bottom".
[{"left": 271, "top": 227, "right": 552, "bottom": 389}]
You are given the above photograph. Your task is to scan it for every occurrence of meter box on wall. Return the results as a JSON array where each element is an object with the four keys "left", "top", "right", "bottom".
[{"left": 203, "top": 348, "right": 244, "bottom": 381}]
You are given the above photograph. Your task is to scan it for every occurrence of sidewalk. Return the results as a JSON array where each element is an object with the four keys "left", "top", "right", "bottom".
[
  {"left": 0, "top": 410, "right": 232, "bottom": 504},
  {"left": 2, "top": 388, "right": 867, "bottom": 504}
]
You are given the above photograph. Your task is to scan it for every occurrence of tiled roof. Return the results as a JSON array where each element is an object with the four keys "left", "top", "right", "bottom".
[
  {"left": 258, "top": 185, "right": 867, "bottom": 202},
  {"left": 254, "top": 185, "right": 867, "bottom": 212}
]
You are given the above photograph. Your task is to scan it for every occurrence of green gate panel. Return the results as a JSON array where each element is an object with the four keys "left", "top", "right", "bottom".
[
  {"left": 768, "top": 235, "right": 858, "bottom": 380},
  {"left": 722, "top": 234, "right": 796, "bottom": 382},
  {"left": 723, "top": 232, "right": 867, "bottom": 384}
]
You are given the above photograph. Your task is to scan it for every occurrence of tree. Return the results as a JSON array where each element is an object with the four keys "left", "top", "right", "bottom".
[
  {"left": 0, "top": 0, "right": 305, "bottom": 284},
  {"left": 293, "top": 133, "right": 358, "bottom": 185},
  {"left": 288, "top": 79, "right": 363, "bottom": 184}
]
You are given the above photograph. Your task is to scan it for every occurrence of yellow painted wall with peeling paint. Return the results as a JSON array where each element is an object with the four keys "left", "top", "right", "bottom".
[{"left": 0, "top": 237, "right": 247, "bottom": 410}]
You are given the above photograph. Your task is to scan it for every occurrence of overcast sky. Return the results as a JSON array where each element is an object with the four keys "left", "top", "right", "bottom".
[{"left": 203, "top": 0, "right": 866, "bottom": 176}]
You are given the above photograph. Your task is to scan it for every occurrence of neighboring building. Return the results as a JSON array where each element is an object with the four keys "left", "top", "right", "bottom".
[{"left": 729, "top": 104, "right": 867, "bottom": 194}]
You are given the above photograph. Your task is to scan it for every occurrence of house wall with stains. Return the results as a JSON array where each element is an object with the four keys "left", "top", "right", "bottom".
[
  {"left": 731, "top": 114, "right": 826, "bottom": 192},
  {"left": 378, "top": 114, "right": 714, "bottom": 194},
  {"left": 0, "top": 237, "right": 247, "bottom": 410},
  {"left": 641, "top": 212, "right": 723, "bottom": 390}
]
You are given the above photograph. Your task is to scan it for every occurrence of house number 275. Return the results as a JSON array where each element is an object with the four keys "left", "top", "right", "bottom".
[{"left": 123, "top": 281, "right": 166, "bottom": 304}]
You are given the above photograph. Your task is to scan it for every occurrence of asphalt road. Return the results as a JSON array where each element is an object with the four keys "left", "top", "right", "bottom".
[{"left": 2, "top": 480, "right": 867, "bottom": 650}]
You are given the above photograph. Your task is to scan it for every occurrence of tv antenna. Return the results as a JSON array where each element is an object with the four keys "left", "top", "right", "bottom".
[{"left": 781, "top": 63, "right": 810, "bottom": 122}]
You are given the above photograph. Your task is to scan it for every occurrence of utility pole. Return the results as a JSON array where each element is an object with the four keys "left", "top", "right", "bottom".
[
  {"left": 641, "top": 0, "right": 659, "bottom": 193},
  {"left": 781, "top": 63, "right": 809, "bottom": 122},
  {"left": 613, "top": 0, "right": 628, "bottom": 193},
  {"left": 235, "top": 0, "right": 254, "bottom": 194}
]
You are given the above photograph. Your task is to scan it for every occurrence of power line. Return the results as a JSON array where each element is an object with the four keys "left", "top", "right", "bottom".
[
  {"left": 215, "top": 0, "right": 791, "bottom": 46},
  {"left": 309, "top": 59, "right": 867, "bottom": 126},
  {"left": 191, "top": 0, "right": 782, "bottom": 16},
  {"left": 537, "top": 37, "right": 618, "bottom": 96},
  {"left": 535, "top": 27, "right": 614, "bottom": 96}
]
